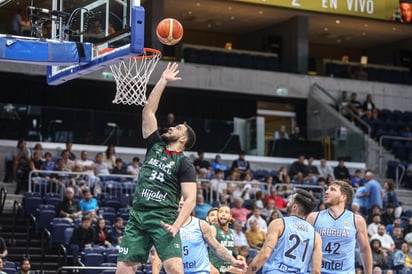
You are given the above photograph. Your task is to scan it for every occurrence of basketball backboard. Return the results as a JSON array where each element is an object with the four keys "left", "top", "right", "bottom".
[{"left": 0, "top": 0, "right": 145, "bottom": 85}]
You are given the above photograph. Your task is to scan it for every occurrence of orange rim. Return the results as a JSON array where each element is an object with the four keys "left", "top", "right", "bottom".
[{"left": 98, "top": 47, "right": 161, "bottom": 60}]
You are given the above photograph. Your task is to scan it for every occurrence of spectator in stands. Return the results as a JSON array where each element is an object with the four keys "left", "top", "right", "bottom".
[
  {"left": 387, "top": 218, "right": 402, "bottom": 238},
  {"left": 318, "top": 158, "right": 335, "bottom": 180},
  {"left": 193, "top": 194, "right": 212, "bottom": 220},
  {"left": 288, "top": 154, "right": 307, "bottom": 179},
  {"left": 351, "top": 169, "right": 365, "bottom": 188},
  {"left": 211, "top": 154, "right": 229, "bottom": 175},
  {"left": 273, "top": 124, "right": 289, "bottom": 140},
  {"left": 126, "top": 157, "right": 140, "bottom": 176},
  {"left": 65, "top": 141, "right": 76, "bottom": 161},
  {"left": 383, "top": 181, "right": 403, "bottom": 219},
  {"left": 368, "top": 213, "right": 383, "bottom": 237},
  {"left": 111, "top": 217, "right": 124, "bottom": 247},
  {"left": 50, "top": 157, "right": 74, "bottom": 193},
  {"left": 231, "top": 197, "right": 252, "bottom": 227},
  {"left": 231, "top": 151, "right": 251, "bottom": 180},
  {"left": 371, "top": 224, "right": 396, "bottom": 253},
  {"left": 233, "top": 221, "right": 249, "bottom": 255},
  {"left": 245, "top": 219, "right": 266, "bottom": 251},
  {"left": 337, "top": 90, "right": 350, "bottom": 114},
  {"left": 9, "top": 9, "right": 30, "bottom": 35},
  {"left": 193, "top": 150, "right": 212, "bottom": 179},
  {"left": 226, "top": 170, "right": 241, "bottom": 202},
  {"left": 333, "top": 158, "right": 351, "bottom": 183},
  {"left": 0, "top": 237, "right": 8, "bottom": 259},
  {"left": 70, "top": 215, "right": 95, "bottom": 265},
  {"left": 12, "top": 138, "right": 31, "bottom": 194},
  {"left": 401, "top": 125, "right": 412, "bottom": 143},
  {"left": 159, "top": 112, "right": 177, "bottom": 134},
  {"left": 18, "top": 257, "right": 33, "bottom": 274},
  {"left": 358, "top": 171, "right": 383, "bottom": 215},
  {"left": 393, "top": 242, "right": 412, "bottom": 273},
  {"left": 363, "top": 94, "right": 376, "bottom": 112},
  {"left": 28, "top": 149, "right": 46, "bottom": 189},
  {"left": 61, "top": 149, "right": 75, "bottom": 172},
  {"left": 261, "top": 199, "right": 283, "bottom": 223},
  {"left": 57, "top": 187, "right": 82, "bottom": 221},
  {"left": 348, "top": 92, "right": 363, "bottom": 117},
  {"left": 400, "top": 0, "right": 412, "bottom": 23},
  {"left": 210, "top": 169, "right": 227, "bottom": 204},
  {"left": 370, "top": 239, "right": 392, "bottom": 273},
  {"left": 381, "top": 204, "right": 396, "bottom": 227},
  {"left": 246, "top": 207, "right": 267, "bottom": 234},
  {"left": 391, "top": 226, "right": 405, "bottom": 250},
  {"left": 104, "top": 144, "right": 116, "bottom": 171},
  {"left": 40, "top": 152, "right": 55, "bottom": 180},
  {"left": 290, "top": 126, "right": 304, "bottom": 140},
  {"left": 111, "top": 158, "right": 127, "bottom": 175},
  {"left": 404, "top": 217, "right": 412, "bottom": 235},
  {"left": 79, "top": 188, "right": 99, "bottom": 221},
  {"left": 75, "top": 150, "right": 98, "bottom": 190},
  {"left": 94, "top": 217, "right": 113, "bottom": 248},
  {"left": 263, "top": 188, "right": 287, "bottom": 214},
  {"left": 352, "top": 183, "right": 368, "bottom": 216},
  {"left": 94, "top": 152, "right": 110, "bottom": 181},
  {"left": 0, "top": 257, "right": 6, "bottom": 274},
  {"left": 306, "top": 156, "right": 320, "bottom": 177},
  {"left": 232, "top": 182, "right": 251, "bottom": 202}
]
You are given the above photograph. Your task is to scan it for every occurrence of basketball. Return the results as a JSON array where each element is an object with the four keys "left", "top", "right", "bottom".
[{"left": 156, "top": 18, "right": 184, "bottom": 46}]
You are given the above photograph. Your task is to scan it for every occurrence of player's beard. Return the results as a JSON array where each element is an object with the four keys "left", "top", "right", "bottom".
[
  {"left": 286, "top": 203, "right": 292, "bottom": 215},
  {"left": 218, "top": 218, "right": 229, "bottom": 227},
  {"left": 161, "top": 133, "right": 179, "bottom": 144},
  {"left": 324, "top": 196, "right": 339, "bottom": 207}
]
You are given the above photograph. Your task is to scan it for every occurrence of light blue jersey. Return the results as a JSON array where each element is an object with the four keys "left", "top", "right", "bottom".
[
  {"left": 180, "top": 217, "right": 210, "bottom": 274},
  {"left": 262, "top": 216, "right": 315, "bottom": 274},
  {"left": 313, "top": 209, "right": 357, "bottom": 274}
]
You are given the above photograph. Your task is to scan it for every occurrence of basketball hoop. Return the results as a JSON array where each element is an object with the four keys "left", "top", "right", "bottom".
[{"left": 107, "top": 48, "right": 161, "bottom": 106}]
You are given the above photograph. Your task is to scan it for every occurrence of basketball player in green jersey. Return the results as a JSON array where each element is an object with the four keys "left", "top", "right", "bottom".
[
  {"left": 209, "top": 204, "right": 243, "bottom": 274},
  {"left": 116, "top": 62, "right": 198, "bottom": 274}
]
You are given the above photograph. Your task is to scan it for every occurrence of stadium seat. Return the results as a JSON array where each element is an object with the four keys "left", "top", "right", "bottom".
[
  {"left": 83, "top": 253, "right": 105, "bottom": 274},
  {"left": 36, "top": 208, "right": 57, "bottom": 233},
  {"left": 22, "top": 192, "right": 44, "bottom": 217},
  {"left": 102, "top": 196, "right": 121, "bottom": 211}
]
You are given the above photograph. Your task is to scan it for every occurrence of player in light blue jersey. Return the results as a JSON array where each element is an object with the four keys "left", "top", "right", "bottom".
[
  {"left": 156, "top": 199, "right": 247, "bottom": 274},
  {"left": 307, "top": 180, "right": 372, "bottom": 274},
  {"left": 245, "top": 189, "right": 322, "bottom": 274}
]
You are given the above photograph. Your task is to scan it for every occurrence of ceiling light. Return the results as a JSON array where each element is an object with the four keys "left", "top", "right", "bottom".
[
  {"left": 228, "top": 6, "right": 232, "bottom": 10},
  {"left": 336, "top": 20, "right": 340, "bottom": 24},
  {"left": 231, "top": 15, "right": 235, "bottom": 20},
  {"left": 188, "top": 11, "right": 192, "bottom": 15},
  {"left": 364, "top": 24, "right": 368, "bottom": 27},
  {"left": 337, "top": 39, "right": 341, "bottom": 43},
  {"left": 362, "top": 32, "right": 366, "bottom": 36},
  {"left": 196, "top": 2, "right": 200, "bottom": 7},
  {"left": 207, "top": 23, "right": 212, "bottom": 28},
  {"left": 324, "top": 27, "right": 328, "bottom": 32},
  {"left": 392, "top": 27, "right": 397, "bottom": 31},
  {"left": 259, "top": 10, "right": 263, "bottom": 14}
]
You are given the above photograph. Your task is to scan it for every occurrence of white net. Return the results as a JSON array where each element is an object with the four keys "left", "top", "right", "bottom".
[{"left": 110, "top": 48, "right": 161, "bottom": 106}]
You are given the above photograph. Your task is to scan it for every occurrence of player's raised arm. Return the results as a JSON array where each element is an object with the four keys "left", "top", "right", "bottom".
[
  {"left": 142, "top": 62, "right": 182, "bottom": 138},
  {"left": 245, "top": 218, "right": 284, "bottom": 274}
]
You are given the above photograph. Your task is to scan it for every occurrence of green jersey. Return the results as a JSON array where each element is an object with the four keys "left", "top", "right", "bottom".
[
  {"left": 132, "top": 131, "right": 196, "bottom": 211},
  {"left": 209, "top": 224, "right": 235, "bottom": 273}
]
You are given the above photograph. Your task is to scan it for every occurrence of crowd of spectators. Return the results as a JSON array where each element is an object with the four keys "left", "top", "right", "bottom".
[{"left": 4, "top": 138, "right": 412, "bottom": 273}]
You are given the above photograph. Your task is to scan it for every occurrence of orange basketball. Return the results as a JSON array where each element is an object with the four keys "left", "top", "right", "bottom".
[{"left": 156, "top": 18, "right": 184, "bottom": 46}]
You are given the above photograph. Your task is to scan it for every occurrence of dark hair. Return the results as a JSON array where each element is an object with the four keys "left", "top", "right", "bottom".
[
  {"left": 207, "top": 207, "right": 218, "bottom": 216},
  {"left": 294, "top": 188, "right": 316, "bottom": 216},
  {"left": 183, "top": 122, "right": 196, "bottom": 150},
  {"left": 132, "top": 157, "right": 140, "bottom": 162}
]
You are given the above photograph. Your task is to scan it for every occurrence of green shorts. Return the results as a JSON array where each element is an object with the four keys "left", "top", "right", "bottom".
[{"left": 117, "top": 209, "right": 181, "bottom": 263}]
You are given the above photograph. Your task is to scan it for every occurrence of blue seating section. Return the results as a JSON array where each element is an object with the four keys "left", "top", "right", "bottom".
[{"left": 183, "top": 47, "right": 280, "bottom": 72}]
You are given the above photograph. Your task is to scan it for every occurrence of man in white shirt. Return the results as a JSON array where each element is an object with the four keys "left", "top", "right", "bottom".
[
  {"left": 246, "top": 207, "right": 268, "bottom": 234},
  {"left": 233, "top": 220, "right": 249, "bottom": 249},
  {"left": 370, "top": 224, "right": 395, "bottom": 253},
  {"left": 318, "top": 158, "right": 335, "bottom": 180},
  {"left": 75, "top": 150, "right": 99, "bottom": 193}
]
